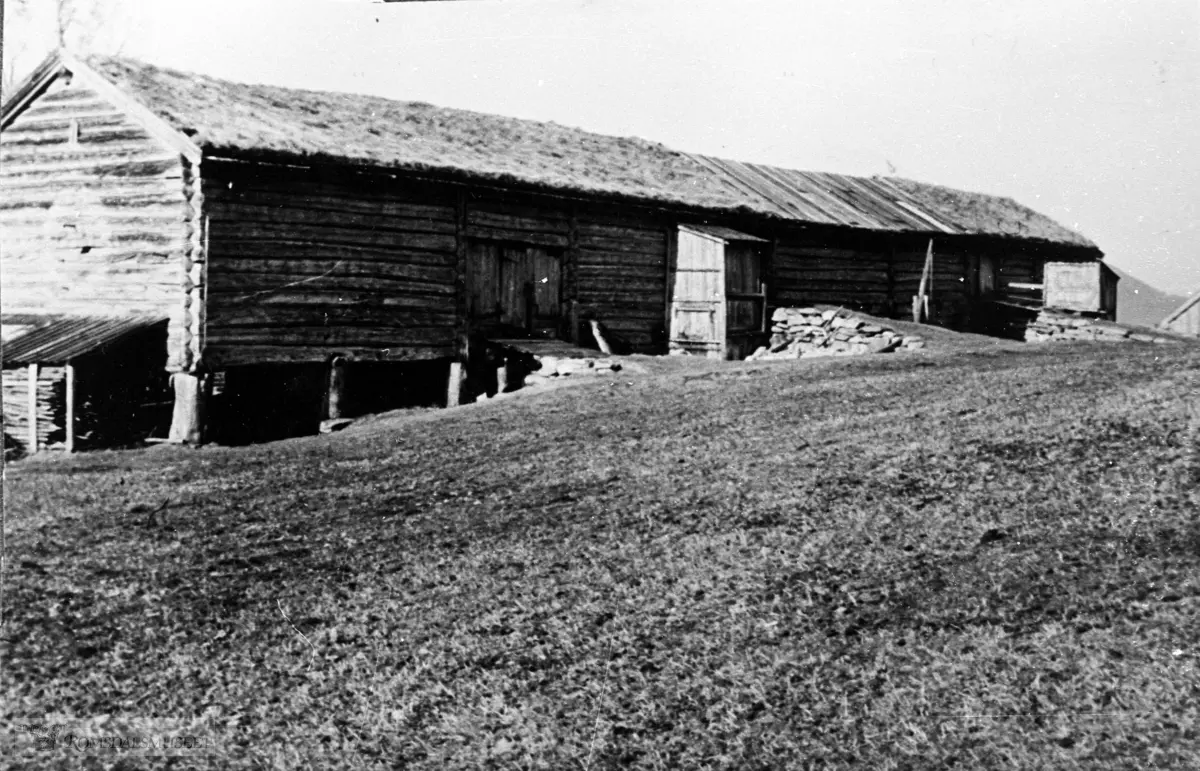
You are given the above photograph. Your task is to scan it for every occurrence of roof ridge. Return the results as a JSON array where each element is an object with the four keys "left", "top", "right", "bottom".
[{"left": 11, "top": 52, "right": 1102, "bottom": 250}]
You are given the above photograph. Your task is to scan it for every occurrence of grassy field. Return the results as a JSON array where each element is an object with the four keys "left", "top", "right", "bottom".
[{"left": 3, "top": 339, "right": 1199, "bottom": 769}]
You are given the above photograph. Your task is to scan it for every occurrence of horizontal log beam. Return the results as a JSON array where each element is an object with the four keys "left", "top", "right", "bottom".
[
  {"left": 209, "top": 305, "right": 456, "bottom": 327},
  {"left": 207, "top": 239, "right": 455, "bottom": 266},
  {"left": 0, "top": 174, "right": 184, "bottom": 199},
  {"left": 0, "top": 156, "right": 182, "bottom": 180},
  {"left": 2, "top": 141, "right": 177, "bottom": 164},
  {"left": 202, "top": 343, "right": 454, "bottom": 367},
  {"left": 207, "top": 289, "right": 454, "bottom": 307},
  {"left": 463, "top": 224, "right": 568, "bottom": 248},
  {"left": 208, "top": 258, "right": 454, "bottom": 284},
  {"left": 205, "top": 201, "right": 457, "bottom": 235},
  {"left": 205, "top": 190, "right": 455, "bottom": 221},
  {"left": 207, "top": 222, "right": 456, "bottom": 253},
  {"left": 206, "top": 272, "right": 455, "bottom": 297}
]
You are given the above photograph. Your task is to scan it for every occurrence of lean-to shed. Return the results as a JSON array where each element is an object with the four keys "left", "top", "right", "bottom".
[
  {"left": 1, "top": 315, "right": 169, "bottom": 455},
  {"left": 2, "top": 52, "right": 1109, "bottom": 449}
]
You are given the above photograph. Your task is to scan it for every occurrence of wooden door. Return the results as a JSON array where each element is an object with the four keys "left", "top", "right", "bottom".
[
  {"left": 669, "top": 228, "right": 725, "bottom": 357},
  {"left": 725, "top": 243, "right": 764, "bottom": 333},
  {"left": 467, "top": 242, "right": 502, "bottom": 323},
  {"left": 468, "top": 242, "right": 561, "bottom": 335},
  {"left": 978, "top": 255, "right": 997, "bottom": 298}
]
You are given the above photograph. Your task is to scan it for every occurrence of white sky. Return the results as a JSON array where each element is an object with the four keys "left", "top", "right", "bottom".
[{"left": 6, "top": 0, "right": 1198, "bottom": 294}]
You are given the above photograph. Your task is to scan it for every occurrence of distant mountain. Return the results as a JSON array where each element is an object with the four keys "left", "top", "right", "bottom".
[{"left": 1112, "top": 267, "right": 1189, "bottom": 328}]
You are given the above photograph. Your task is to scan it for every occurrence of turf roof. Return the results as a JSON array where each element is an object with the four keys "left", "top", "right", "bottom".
[{"left": 71, "top": 55, "right": 1096, "bottom": 249}]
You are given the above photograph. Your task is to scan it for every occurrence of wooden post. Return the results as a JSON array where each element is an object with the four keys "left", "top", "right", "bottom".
[
  {"left": 168, "top": 372, "right": 205, "bottom": 444},
  {"left": 664, "top": 223, "right": 677, "bottom": 351},
  {"left": 914, "top": 239, "right": 934, "bottom": 323},
  {"left": 496, "top": 360, "right": 509, "bottom": 395},
  {"left": 590, "top": 319, "right": 614, "bottom": 355},
  {"left": 446, "top": 361, "right": 463, "bottom": 407},
  {"left": 523, "top": 281, "right": 536, "bottom": 334},
  {"left": 65, "top": 363, "right": 76, "bottom": 453},
  {"left": 325, "top": 357, "right": 347, "bottom": 420},
  {"left": 451, "top": 190, "right": 470, "bottom": 408},
  {"left": 567, "top": 300, "right": 580, "bottom": 346},
  {"left": 886, "top": 238, "right": 897, "bottom": 315},
  {"left": 566, "top": 203, "right": 580, "bottom": 344},
  {"left": 27, "top": 363, "right": 39, "bottom": 453}
]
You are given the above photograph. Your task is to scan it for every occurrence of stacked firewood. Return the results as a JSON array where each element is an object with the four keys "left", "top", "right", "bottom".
[
  {"left": 1025, "top": 310, "right": 1178, "bottom": 344},
  {"left": 747, "top": 307, "right": 925, "bottom": 361}
]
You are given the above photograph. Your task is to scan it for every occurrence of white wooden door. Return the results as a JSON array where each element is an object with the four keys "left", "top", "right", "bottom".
[{"left": 669, "top": 228, "right": 726, "bottom": 357}]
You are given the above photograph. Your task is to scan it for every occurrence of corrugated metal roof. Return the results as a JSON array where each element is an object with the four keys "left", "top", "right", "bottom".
[
  {"left": 1, "top": 316, "right": 167, "bottom": 366},
  {"left": 679, "top": 224, "right": 768, "bottom": 242}
]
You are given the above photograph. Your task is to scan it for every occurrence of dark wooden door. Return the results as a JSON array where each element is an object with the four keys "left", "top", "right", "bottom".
[
  {"left": 467, "top": 243, "right": 561, "bottom": 335},
  {"left": 725, "top": 243, "right": 764, "bottom": 333}
]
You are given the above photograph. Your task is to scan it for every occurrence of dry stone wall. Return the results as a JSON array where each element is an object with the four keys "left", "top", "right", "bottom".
[
  {"left": 1026, "top": 310, "right": 1181, "bottom": 344},
  {"left": 748, "top": 307, "right": 925, "bottom": 361}
]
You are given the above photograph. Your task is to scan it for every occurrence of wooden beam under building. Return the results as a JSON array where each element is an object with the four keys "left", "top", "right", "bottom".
[
  {"left": 168, "top": 372, "right": 205, "bottom": 444},
  {"left": 446, "top": 360, "right": 463, "bottom": 407},
  {"left": 325, "top": 357, "right": 348, "bottom": 420}
]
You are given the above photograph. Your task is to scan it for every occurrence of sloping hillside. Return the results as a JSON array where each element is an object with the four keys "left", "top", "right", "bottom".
[
  {"left": 1115, "top": 266, "right": 1189, "bottom": 327},
  {"left": 4, "top": 341, "right": 1200, "bottom": 769}
]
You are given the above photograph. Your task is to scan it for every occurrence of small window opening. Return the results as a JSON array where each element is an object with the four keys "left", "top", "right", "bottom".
[{"left": 67, "top": 119, "right": 80, "bottom": 145}]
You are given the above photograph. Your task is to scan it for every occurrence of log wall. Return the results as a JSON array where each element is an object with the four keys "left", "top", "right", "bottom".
[
  {"left": 201, "top": 161, "right": 460, "bottom": 366},
  {"left": 890, "top": 236, "right": 971, "bottom": 327},
  {"left": 200, "top": 169, "right": 672, "bottom": 365},
  {"left": 774, "top": 229, "right": 896, "bottom": 315},
  {"left": 465, "top": 191, "right": 669, "bottom": 351},
  {"left": 575, "top": 206, "right": 669, "bottom": 352},
  {"left": 0, "top": 74, "right": 190, "bottom": 369},
  {"left": 772, "top": 228, "right": 1098, "bottom": 332}
]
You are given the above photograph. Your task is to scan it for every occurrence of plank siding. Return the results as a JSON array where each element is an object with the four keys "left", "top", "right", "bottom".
[
  {"left": 201, "top": 161, "right": 460, "bottom": 366},
  {"left": 0, "top": 75, "right": 189, "bottom": 369}
]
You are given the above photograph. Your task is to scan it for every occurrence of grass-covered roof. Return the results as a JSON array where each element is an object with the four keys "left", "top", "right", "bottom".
[{"left": 80, "top": 55, "right": 1097, "bottom": 249}]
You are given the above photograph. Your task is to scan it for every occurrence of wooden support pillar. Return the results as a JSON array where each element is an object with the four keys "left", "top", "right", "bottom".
[
  {"left": 764, "top": 233, "right": 778, "bottom": 331},
  {"left": 450, "top": 190, "right": 469, "bottom": 408},
  {"left": 664, "top": 223, "right": 677, "bottom": 351},
  {"left": 168, "top": 372, "right": 205, "bottom": 444},
  {"left": 886, "top": 237, "right": 898, "bottom": 315},
  {"left": 566, "top": 203, "right": 580, "bottom": 343},
  {"left": 325, "top": 357, "right": 347, "bottom": 420},
  {"left": 27, "top": 363, "right": 38, "bottom": 453},
  {"left": 589, "top": 319, "right": 614, "bottom": 355},
  {"left": 446, "top": 361, "right": 463, "bottom": 407},
  {"left": 65, "top": 363, "right": 76, "bottom": 453},
  {"left": 496, "top": 359, "right": 509, "bottom": 395},
  {"left": 567, "top": 300, "right": 580, "bottom": 347},
  {"left": 913, "top": 238, "right": 934, "bottom": 324}
]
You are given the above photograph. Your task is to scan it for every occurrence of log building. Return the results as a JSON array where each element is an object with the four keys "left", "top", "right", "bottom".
[{"left": 1, "top": 52, "right": 1108, "bottom": 451}]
